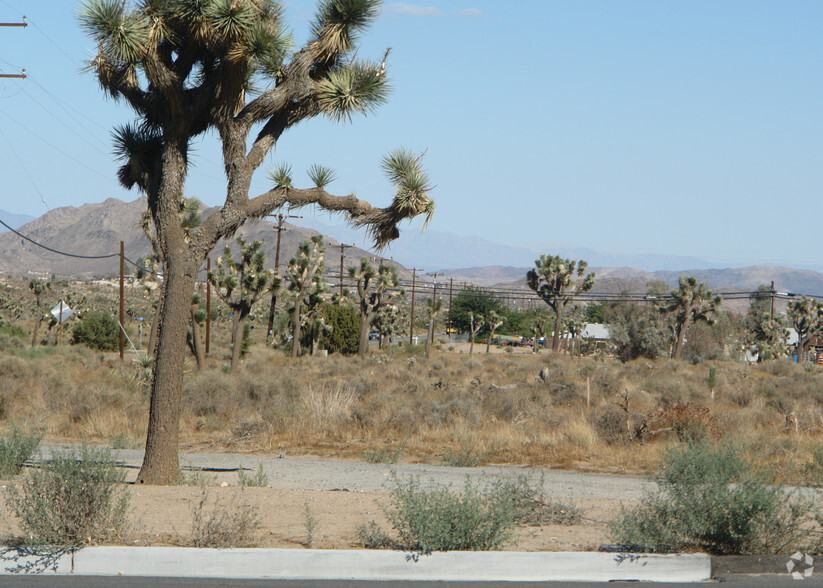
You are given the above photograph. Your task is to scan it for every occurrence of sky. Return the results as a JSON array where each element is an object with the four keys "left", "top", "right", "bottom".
[{"left": 0, "top": 0, "right": 821, "bottom": 270}]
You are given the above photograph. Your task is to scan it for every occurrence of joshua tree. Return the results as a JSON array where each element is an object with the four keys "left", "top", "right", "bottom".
[
  {"left": 424, "top": 296, "right": 444, "bottom": 360},
  {"left": 28, "top": 279, "right": 51, "bottom": 347},
  {"left": 286, "top": 236, "right": 326, "bottom": 358},
  {"left": 188, "top": 293, "right": 206, "bottom": 370},
  {"left": 485, "top": 310, "right": 504, "bottom": 354},
  {"left": 468, "top": 312, "right": 483, "bottom": 355},
  {"left": 527, "top": 255, "right": 595, "bottom": 352},
  {"left": 349, "top": 259, "right": 401, "bottom": 357},
  {"left": 659, "top": 276, "right": 722, "bottom": 360},
  {"left": 208, "top": 237, "right": 274, "bottom": 371},
  {"left": 531, "top": 315, "right": 549, "bottom": 353},
  {"left": 564, "top": 305, "right": 586, "bottom": 356},
  {"left": 79, "top": 0, "right": 434, "bottom": 483},
  {"left": 788, "top": 296, "right": 823, "bottom": 362}
]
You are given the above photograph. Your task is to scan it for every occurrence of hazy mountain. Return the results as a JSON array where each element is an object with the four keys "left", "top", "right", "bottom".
[
  {"left": 0, "top": 198, "right": 393, "bottom": 280},
  {"left": 0, "top": 209, "right": 35, "bottom": 232},
  {"left": 3, "top": 198, "right": 823, "bottom": 309},
  {"left": 298, "top": 218, "right": 727, "bottom": 273}
]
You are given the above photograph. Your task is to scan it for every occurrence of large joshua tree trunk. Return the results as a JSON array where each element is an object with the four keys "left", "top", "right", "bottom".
[
  {"left": 139, "top": 254, "right": 197, "bottom": 484},
  {"left": 552, "top": 304, "right": 563, "bottom": 352},
  {"left": 672, "top": 320, "right": 688, "bottom": 360},
  {"left": 358, "top": 309, "right": 371, "bottom": 358},
  {"left": 137, "top": 145, "right": 195, "bottom": 485},
  {"left": 230, "top": 311, "right": 246, "bottom": 371}
]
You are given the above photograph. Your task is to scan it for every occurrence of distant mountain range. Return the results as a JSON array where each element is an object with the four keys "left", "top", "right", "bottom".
[
  {"left": 2, "top": 199, "right": 823, "bottom": 308},
  {"left": 299, "top": 218, "right": 752, "bottom": 273},
  {"left": 0, "top": 198, "right": 386, "bottom": 281},
  {"left": 0, "top": 210, "right": 35, "bottom": 232}
]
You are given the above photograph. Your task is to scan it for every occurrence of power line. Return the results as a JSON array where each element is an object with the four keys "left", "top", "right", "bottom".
[{"left": 0, "top": 217, "right": 118, "bottom": 260}]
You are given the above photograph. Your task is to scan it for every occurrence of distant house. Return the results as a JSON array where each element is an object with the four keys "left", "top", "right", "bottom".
[{"left": 582, "top": 323, "right": 610, "bottom": 342}]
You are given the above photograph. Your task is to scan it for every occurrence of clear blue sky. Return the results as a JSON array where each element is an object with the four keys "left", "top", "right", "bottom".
[{"left": 0, "top": 1, "right": 820, "bottom": 268}]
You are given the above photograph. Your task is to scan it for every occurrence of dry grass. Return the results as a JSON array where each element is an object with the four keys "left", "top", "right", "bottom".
[{"left": 2, "top": 275, "right": 823, "bottom": 476}]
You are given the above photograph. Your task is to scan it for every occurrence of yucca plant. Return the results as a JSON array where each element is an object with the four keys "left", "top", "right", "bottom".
[{"left": 78, "top": 0, "right": 435, "bottom": 483}]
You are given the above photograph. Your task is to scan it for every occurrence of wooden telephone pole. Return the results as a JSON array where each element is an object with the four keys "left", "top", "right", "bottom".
[
  {"left": 330, "top": 243, "right": 352, "bottom": 297},
  {"left": 0, "top": 18, "right": 27, "bottom": 79},
  {"left": 409, "top": 268, "right": 423, "bottom": 345},
  {"left": 265, "top": 213, "right": 301, "bottom": 339}
]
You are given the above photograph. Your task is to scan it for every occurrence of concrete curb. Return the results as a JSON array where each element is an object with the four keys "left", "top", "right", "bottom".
[{"left": 0, "top": 547, "right": 712, "bottom": 582}]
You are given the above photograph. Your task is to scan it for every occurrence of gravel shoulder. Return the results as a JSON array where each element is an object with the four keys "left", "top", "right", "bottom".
[{"left": 17, "top": 444, "right": 652, "bottom": 551}]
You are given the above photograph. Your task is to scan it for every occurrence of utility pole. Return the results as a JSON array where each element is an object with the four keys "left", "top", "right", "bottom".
[
  {"left": 205, "top": 257, "right": 211, "bottom": 355},
  {"left": 409, "top": 268, "right": 422, "bottom": 345},
  {"left": 119, "top": 241, "right": 125, "bottom": 360},
  {"left": 0, "top": 18, "right": 26, "bottom": 79},
  {"left": 330, "top": 243, "right": 352, "bottom": 298},
  {"left": 266, "top": 213, "right": 301, "bottom": 340},
  {"left": 447, "top": 277, "right": 454, "bottom": 339},
  {"left": 770, "top": 280, "right": 775, "bottom": 322}
]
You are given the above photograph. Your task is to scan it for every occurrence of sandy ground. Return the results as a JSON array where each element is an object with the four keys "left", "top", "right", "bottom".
[{"left": 0, "top": 446, "right": 650, "bottom": 551}]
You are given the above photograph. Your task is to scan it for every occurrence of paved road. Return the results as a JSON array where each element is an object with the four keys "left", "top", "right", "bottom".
[
  {"left": 42, "top": 443, "right": 654, "bottom": 501},
  {"left": 0, "top": 575, "right": 817, "bottom": 587}
]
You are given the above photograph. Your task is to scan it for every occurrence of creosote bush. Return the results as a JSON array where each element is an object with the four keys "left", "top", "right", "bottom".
[
  {"left": 364, "top": 474, "right": 529, "bottom": 554},
  {"left": 0, "top": 425, "right": 42, "bottom": 478},
  {"left": 187, "top": 488, "right": 261, "bottom": 548},
  {"left": 608, "top": 442, "right": 823, "bottom": 555},
  {"left": 7, "top": 445, "right": 129, "bottom": 546},
  {"left": 71, "top": 312, "right": 119, "bottom": 351}
]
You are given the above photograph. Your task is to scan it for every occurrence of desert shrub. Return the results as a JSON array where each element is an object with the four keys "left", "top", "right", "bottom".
[
  {"left": 356, "top": 520, "right": 393, "bottom": 549},
  {"left": 188, "top": 488, "right": 261, "bottom": 548},
  {"left": 365, "top": 441, "right": 405, "bottom": 464},
  {"left": 608, "top": 442, "right": 822, "bottom": 554},
  {"left": 504, "top": 475, "right": 584, "bottom": 526},
  {"left": 0, "top": 322, "right": 26, "bottom": 340},
  {"left": 72, "top": 312, "right": 119, "bottom": 351},
  {"left": 373, "top": 474, "right": 522, "bottom": 554},
  {"left": 7, "top": 445, "right": 129, "bottom": 546},
  {"left": 318, "top": 303, "right": 360, "bottom": 355},
  {"left": 237, "top": 463, "right": 269, "bottom": 487},
  {"left": 445, "top": 444, "right": 494, "bottom": 467},
  {"left": 758, "top": 358, "right": 799, "bottom": 377},
  {"left": 595, "top": 410, "right": 629, "bottom": 445},
  {"left": 0, "top": 425, "right": 42, "bottom": 478},
  {"left": 803, "top": 444, "right": 823, "bottom": 487},
  {"left": 637, "top": 403, "right": 720, "bottom": 443}
]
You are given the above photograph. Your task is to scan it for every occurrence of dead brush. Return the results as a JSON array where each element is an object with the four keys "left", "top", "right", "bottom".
[
  {"left": 187, "top": 487, "right": 261, "bottom": 548},
  {"left": 636, "top": 403, "right": 721, "bottom": 443}
]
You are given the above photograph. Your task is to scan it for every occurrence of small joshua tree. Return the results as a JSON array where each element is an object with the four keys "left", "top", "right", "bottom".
[
  {"left": 349, "top": 259, "right": 402, "bottom": 357},
  {"left": 660, "top": 276, "right": 722, "bottom": 360},
  {"left": 28, "top": 279, "right": 51, "bottom": 348},
  {"left": 286, "top": 236, "right": 326, "bottom": 357},
  {"left": 485, "top": 311, "right": 504, "bottom": 354},
  {"left": 208, "top": 237, "right": 275, "bottom": 371},
  {"left": 527, "top": 255, "right": 595, "bottom": 352},
  {"left": 424, "top": 296, "right": 444, "bottom": 360}
]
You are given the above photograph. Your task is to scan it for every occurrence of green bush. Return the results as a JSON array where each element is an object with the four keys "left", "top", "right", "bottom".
[
  {"left": 318, "top": 304, "right": 360, "bottom": 355},
  {"left": 7, "top": 445, "right": 129, "bottom": 546},
  {"left": 608, "top": 442, "right": 822, "bottom": 555},
  {"left": 372, "top": 474, "right": 522, "bottom": 554},
  {"left": 237, "top": 463, "right": 269, "bottom": 487},
  {"left": 72, "top": 312, "right": 119, "bottom": 351},
  {"left": 0, "top": 426, "right": 42, "bottom": 478},
  {"left": 364, "top": 441, "right": 405, "bottom": 464},
  {"left": 0, "top": 321, "right": 25, "bottom": 340}
]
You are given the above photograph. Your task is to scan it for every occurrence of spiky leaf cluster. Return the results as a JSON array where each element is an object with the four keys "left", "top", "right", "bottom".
[
  {"left": 527, "top": 254, "right": 595, "bottom": 311},
  {"left": 208, "top": 236, "right": 274, "bottom": 310},
  {"left": 659, "top": 276, "right": 722, "bottom": 328}
]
